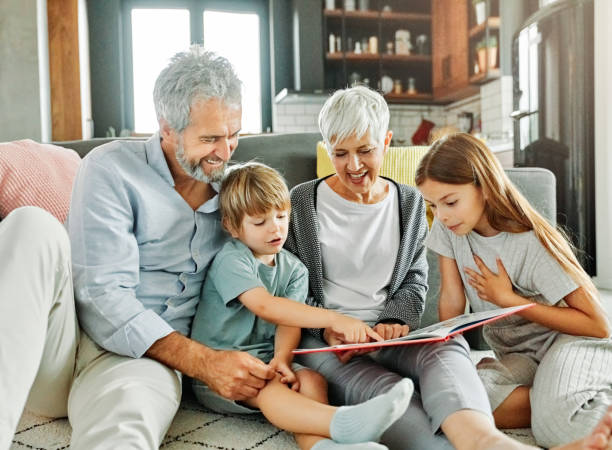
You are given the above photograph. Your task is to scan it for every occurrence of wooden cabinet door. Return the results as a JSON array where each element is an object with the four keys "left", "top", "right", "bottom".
[{"left": 432, "top": 0, "right": 470, "bottom": 101}]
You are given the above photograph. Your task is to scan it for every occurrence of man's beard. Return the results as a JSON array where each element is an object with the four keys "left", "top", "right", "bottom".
[{"left": 175, "top": 142, "right": 226, "bottom": 183}]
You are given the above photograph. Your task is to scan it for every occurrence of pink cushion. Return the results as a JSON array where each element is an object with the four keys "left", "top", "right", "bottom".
[{"left": 0, "top": 140, "right": 81, "bottom": 223}]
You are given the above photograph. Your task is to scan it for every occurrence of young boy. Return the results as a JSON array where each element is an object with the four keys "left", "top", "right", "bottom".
[{"left": 190, "top": 162, "right": 413, "bottom": 450}]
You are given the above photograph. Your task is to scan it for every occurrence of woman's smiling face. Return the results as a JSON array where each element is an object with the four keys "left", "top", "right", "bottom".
[{"left": 329, "top": 131, "right": 390, "bottom": 200}]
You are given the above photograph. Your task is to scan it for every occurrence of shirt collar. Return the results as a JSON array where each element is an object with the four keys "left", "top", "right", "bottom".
[{"left": 145, "top": 132, "right": 175, "bottom": 187}]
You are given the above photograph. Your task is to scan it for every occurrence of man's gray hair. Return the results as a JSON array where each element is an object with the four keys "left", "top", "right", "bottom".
[
  {"left": 318, "top": 85, "right": 390, "bottom": 153},
  {"left": 153, "top": 45, "right": 242, "bottom": 133}
]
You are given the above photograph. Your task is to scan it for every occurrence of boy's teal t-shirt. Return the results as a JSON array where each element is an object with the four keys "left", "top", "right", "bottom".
[{"left": 190, "top": 239, "right": 309, "bottom": 363}]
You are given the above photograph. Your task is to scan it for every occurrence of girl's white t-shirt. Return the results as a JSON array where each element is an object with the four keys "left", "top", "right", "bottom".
[{"left": 316, "top": 180, "right": 400, "bottom": 325}]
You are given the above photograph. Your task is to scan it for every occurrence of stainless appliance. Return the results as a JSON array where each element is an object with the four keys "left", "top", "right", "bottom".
[{"left": 512, "top": 0, "right": 595, "bottom": 274}]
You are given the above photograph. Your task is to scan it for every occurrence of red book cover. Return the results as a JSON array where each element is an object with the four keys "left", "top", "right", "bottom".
[{"left": 292, "top": 303, "right": 535, "bottom": 355}]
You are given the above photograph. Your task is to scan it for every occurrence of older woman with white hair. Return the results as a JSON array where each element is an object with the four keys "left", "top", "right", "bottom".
[{"left": 286, "top": 86, "right": 542, "bottom": 449}]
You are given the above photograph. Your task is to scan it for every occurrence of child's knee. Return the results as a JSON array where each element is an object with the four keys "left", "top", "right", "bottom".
[{"left": 296, "top": 369, "right": 328, "bottom": 398}]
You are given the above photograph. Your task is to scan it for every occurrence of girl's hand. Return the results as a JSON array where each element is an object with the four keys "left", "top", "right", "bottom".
[
  {"left": 373, "top": 323, "right": 409, "bottom": 340},
  {"left": 269, "top": 357, "right": 299, "bottom": 391},
  {"left": 331, "top": 314, "right": 384, "bottom": 343},
  {"left": 464, "top": 255, "right": 516, "bottom": 307}
]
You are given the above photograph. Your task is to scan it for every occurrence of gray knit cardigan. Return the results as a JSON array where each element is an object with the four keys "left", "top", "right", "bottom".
[{"left": 284, "top": 175, "right": 429, "bottom": 341}]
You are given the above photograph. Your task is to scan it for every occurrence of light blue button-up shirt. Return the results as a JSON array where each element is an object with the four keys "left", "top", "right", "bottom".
[{"left": 67, "top": 134, "right": 228, "bottom": 358}]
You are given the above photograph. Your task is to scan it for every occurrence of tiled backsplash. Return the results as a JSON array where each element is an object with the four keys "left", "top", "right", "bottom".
[
  {"left": 480, "top": 76, "right": 513, "bottom": 139},
  {"left": 274, "top": 95, "right": 482, "bottom": 143},
  {"left": 273, "top": 79, "right": 514, "bottom": 167}
]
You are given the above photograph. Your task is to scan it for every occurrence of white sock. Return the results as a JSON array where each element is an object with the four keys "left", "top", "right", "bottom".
[
  {"left": 329, "top": 379, "right": 413, "bottom": 444},
  {"left": 311, "top": 439, "right": 388, "bottom": 450}
]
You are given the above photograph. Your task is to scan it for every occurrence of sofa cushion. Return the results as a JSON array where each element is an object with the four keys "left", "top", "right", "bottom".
[
  {"left": 0, "top": 140, "right": 80, "bottom": 223},
  {"left": 316, "top": 141, "right": 430, "bottom": 186}
]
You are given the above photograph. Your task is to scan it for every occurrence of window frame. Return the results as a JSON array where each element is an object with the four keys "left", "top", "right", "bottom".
[{"left": 121, "top": 0, "right": 271, "bottom": 134}]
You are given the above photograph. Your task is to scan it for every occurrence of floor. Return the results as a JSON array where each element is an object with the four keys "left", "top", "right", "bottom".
[{"left": 10, "top": 289, "right": 612, "bottom": 449}]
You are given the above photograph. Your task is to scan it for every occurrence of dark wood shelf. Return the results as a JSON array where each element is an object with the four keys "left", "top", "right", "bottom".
[
  {"left": 327, "top": 53, "right": 431, "bottom": 63},
  {"left": 469, "top": 68, "right": 501, "bottom": 84},
  {"left": 469, "top": 16, "right": 500, "bottom": 38},
  {"left": 384, "top": 92, "right": 434, "bottom": 103},
  {"left": 344, "top": 10, "right": 379, "bottom": 19},
  {"left": 343, "top": 52, "right": 380, "bottom": 60},
  {"left": 326, "top": 52, "right": 344, "bottom": 60},
  {"left": 323, "top": 9, "right": 343, "bottom": 17},
  {"left": 381, "top": 11, "right": 431, "bottom": 22},
  {"left": 382, "top": 54, "right": 431, "bottom": 63},
  {"left": 323, "top": 4, "right": 435, "bottom": 104},
  {"left": 324, "top": 9, "right": 431, "bottom": 23}
]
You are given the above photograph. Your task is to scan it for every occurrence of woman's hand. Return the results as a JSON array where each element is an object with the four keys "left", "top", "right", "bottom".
[
  {"left": 464, "top": 255, "right": 516, "bottom": 307},
  {"left": 269, "top": 356, "right": 299, "bottom": 391},
  {"left": 331, "top": 314, "right": 384, "bottom": 343},
  {"left": 323, "top": 328, "right": 362, "bottom": 364},
  {"left": 373, "top": 323, "right": 409, "bottom": 340}
]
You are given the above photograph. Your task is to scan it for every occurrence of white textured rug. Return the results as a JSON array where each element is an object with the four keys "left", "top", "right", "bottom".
[
  {"left": 10, "top": 398, "right": 537, "bottom": 450},
  {"left": 10, "top": 349, "right": 537, "bottom": 450}
]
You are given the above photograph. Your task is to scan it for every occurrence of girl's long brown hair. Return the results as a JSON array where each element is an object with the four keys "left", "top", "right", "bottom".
[{"left": 415, "top": 132, "right": 599, "bottom": 303}]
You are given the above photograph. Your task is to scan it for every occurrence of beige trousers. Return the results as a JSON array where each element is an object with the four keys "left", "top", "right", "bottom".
[{"left": 0, "top": 207, "right": 182, "bottom": 450}]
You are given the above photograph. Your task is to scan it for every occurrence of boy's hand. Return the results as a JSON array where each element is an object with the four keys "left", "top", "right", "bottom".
[
  {"left": 373, "top": 323, "right": 409, "bottom": 340},
  {"left": 464, "top": 255, "right": 515, "bottom": 307},
  {"left": 330, "top": 314, "right": 384, "bottom": 344},
  {"left": 269, "top": 357, "right": 299, "bottom": 391}
]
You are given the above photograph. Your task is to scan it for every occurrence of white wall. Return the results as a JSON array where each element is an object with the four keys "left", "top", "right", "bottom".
[
  {"left": 594, "top": 0, "right": 612, "bottom": 289},
  {"left": 0, "top": 0, "right": 43, "bottom": 141}
]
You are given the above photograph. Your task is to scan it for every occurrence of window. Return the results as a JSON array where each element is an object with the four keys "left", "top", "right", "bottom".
[
  {"left": 123, "top": 1, "right": 270, "bottom": 135},
  {"left": 131, "top": 9, "right": 190, "bottom": 133},
  {"left": 203, "top": 11, "right": 261, "bottom": 134}
]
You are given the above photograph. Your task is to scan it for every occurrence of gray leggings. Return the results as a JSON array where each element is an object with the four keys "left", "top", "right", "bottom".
[
  {"left": 479, "top": 334, "right": 612, "bottom": 448},
  {"left": 296, "top": 334, "right": 493, "bottom": 450}
]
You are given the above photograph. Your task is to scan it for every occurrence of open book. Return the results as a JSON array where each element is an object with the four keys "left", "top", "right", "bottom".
[{"left": 293, "top": 304, "right": 535, "bottom": 354}]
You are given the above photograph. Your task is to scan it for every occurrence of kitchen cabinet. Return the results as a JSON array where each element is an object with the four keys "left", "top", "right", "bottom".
[
  {"left": 431, "top": 0, "right": 478, "bottom": 102},
  {"left": 323, "top": 0, "right": 433, "bottom": 103},
  {"left": 319, "top": 0, "right": 500, "bottom": 104},
  {"left": 468, "top": 0, "right": 501, "bottom": 83}
]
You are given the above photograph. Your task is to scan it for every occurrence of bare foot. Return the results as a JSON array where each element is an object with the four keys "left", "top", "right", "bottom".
[{"left": 553, "top": 406, "right": 612, "bottom": 450}]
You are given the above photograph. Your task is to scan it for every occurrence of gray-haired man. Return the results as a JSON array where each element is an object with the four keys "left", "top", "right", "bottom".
[{"left": 1, "top": 47, "right": 274, "bottom": 449}]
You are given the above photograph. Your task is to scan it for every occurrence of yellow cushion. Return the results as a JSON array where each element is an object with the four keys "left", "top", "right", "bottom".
[
  {"left": 316, "top": 142, "right": 433, "bottom": 224},
  {"left": 316, "top": 141, "right": 430, "bottom": 186}
]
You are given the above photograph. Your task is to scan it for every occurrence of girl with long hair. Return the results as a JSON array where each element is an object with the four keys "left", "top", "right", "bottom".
[{"left": 416, "top": 132, "right": 612, "bottom": 448}]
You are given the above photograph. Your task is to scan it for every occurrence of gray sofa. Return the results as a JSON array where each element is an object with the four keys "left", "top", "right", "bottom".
[
  {"left": 15, "top": 132, "right": 552, "bottom": 448},
  {"left": 57, "top": 132, "right": 556, "bottom": 337}
]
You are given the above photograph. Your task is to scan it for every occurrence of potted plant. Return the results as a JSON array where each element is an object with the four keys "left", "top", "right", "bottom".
[
  {"left": 476, "top": 35, "right": 498, "bottom": 74},
  {"left": 473, "top": 0, "right": 487, "bottom": 25}
]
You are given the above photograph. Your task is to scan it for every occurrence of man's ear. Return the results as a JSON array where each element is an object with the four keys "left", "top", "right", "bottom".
[{"left": 159, "top": 119, "right": 178, "bottom": 145}]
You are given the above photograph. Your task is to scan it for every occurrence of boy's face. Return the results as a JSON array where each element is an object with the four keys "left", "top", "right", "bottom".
[{"left": 229, "top": 208, "right": 289, "bottom": 263}]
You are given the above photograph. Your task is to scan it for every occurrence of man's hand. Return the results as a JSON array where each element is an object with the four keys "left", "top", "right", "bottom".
[
  {"left": 373, "top": 323, "right": 409, "bottom": 340},
  {"left": 145, "top": 332, "right": 274, "bottom": 401},
  {"left": 201, "top": 350, "right": 275, "bottom": 400}
]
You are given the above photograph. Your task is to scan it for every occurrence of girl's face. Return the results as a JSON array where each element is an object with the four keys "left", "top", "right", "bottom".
[{"left": 418, "top": 178, "right": 496, "bottom": 237}]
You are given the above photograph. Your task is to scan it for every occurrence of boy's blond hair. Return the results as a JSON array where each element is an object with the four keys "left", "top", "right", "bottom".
[{"left": 219, "top": 162, "right": 291, "bottom": 233}]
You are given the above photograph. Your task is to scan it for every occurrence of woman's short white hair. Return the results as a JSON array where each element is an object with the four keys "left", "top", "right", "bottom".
[
  {"left": 153, "top": 45, "right": 242, "bottom": 133},
  {"left": 318, "top": 85, "right": 390, "bottom": 153}
]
